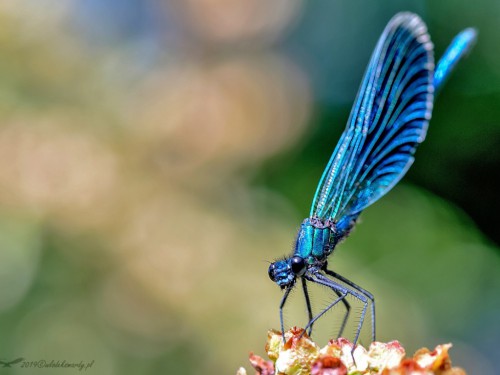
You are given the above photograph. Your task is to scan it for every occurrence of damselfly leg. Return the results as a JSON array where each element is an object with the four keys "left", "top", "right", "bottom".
[
  {"left": 301, "top": 278, "right": 314, "bottom": 336},
  {"left": 279, "top": 287, "right": 292, "bottom": 344},
  {"left": 301, "top": 277, "right": 351, "bottom": 338},
  {"left": 304, "top": 270, "right": 371, "bottom": 349},
  {"left": 279, "top": 270, "right": 370, "bottom": 347},
  {"left": 323, "top": 268, "right": 376, "bottom": 342}
]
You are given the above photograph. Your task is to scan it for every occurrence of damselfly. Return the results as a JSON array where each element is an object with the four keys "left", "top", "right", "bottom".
[{"left": 268, "top": 12, "right": 476, "bottom": 345}]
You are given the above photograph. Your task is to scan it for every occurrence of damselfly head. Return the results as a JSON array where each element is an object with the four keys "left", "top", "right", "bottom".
[
  {"left": 268, "top": 256, "right": 307, "bottom": 289},
  {"left": 268, "top": 259, "right": 295, "bottom": 288}
]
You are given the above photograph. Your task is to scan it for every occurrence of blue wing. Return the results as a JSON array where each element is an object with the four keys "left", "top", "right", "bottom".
[
  {"left": 309, "top": 13, "right": 434, "bottom": 227},
  {"left": 434, "top": 28, "right": 477, "bottom": 91}
]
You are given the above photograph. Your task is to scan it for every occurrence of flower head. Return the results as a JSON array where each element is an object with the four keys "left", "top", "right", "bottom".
[{"left": 240, "top": 328, "right": 466, "bottom": 375}]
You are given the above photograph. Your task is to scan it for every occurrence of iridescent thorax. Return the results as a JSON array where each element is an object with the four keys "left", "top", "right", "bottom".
[
  {"left": 293, "top": 218, "right": 337, "bottom": 261},
  {"left": 268, "top": 217, "right": 353, "bottom": 288}
]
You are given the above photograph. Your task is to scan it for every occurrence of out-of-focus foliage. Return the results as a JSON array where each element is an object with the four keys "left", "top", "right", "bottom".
[{"left": 0, "top": 1, "right": 498, "bottom": 375}]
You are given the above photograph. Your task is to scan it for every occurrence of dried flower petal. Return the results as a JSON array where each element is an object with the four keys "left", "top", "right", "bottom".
[
  {"left": 266, "top": 327, "right": 320, "bottom": 374},
  {"left": 311, "top": 355, "right": 347, "bottom": 375},
  {"left": 367, "top": 341, "right": 406, "bottom": 371},
  {"left": 414, "top": 344, "right": 452, "bottom": 372},
  {"left": 249, "top": 353, "right": 275, "bottom": 375}
]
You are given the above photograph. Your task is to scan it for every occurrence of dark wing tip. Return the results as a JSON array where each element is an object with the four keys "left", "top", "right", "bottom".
[{"left": 388, "top": 12, "right": 434, "bottom": 52}]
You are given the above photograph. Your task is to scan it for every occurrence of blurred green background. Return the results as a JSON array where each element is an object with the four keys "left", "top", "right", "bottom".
[{"left": 0, "top": 1, "right": 498, "bottom": 374}]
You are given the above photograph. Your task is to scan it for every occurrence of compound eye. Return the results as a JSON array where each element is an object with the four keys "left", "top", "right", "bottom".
[
  {"left": 290, "top": 256, "right": 306, "bottom": 275},
  {"left": 268, "top": 263, "right": 277, "bottom": 282}
]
